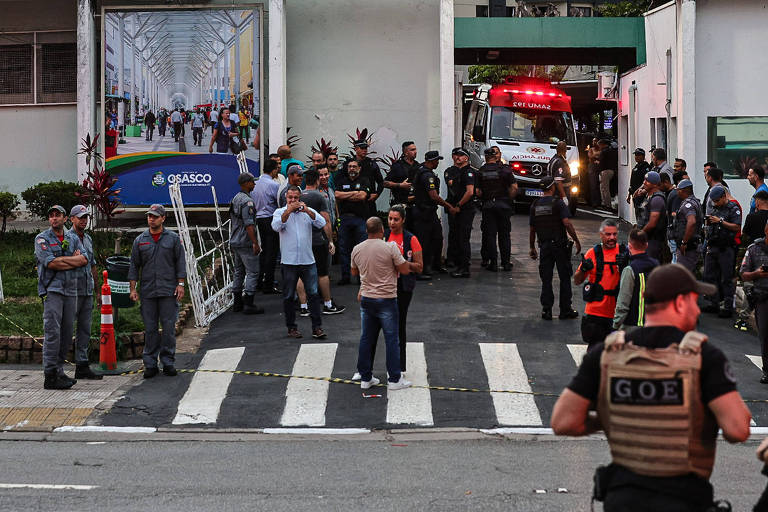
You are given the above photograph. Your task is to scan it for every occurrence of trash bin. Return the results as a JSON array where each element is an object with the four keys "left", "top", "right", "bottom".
[{"left": 105, "top": 256, "right": 134, "bottom": 308}]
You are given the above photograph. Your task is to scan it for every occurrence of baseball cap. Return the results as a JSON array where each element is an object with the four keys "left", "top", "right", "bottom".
[
  {"left": 644, "top": 171, "right": 661, "bottom": 185},
  {"left": 452, "top": 147, "right": 469, "bottom": 158},
  {"left": 677, "top": 179, "right": 693, "bottom": 189},
  {"left": 540, "top": 176, "right": 555, "bottom": 190},
  {"left": 633, "top": 148, "right": 645, "bottom": 156},
  {"left": 424, "top": 150, "right": 443, "bottom": 162},
  {"left": 237, "top": 172, "right": 255, "bottom": 185},
  {"left": 70, "top": 205, "right": 89, "bottom": 218},
  {"left": 353, "top": 140, "right": 369, "bottom": 149},
  {"left": 47, "top": 205, "right": 66, "bottom": 215},
  {"left": 644, "top": 264, "right": 716, "bottom": 305},
  {"left": 710, "top": 185, "right": 726, "bottom": 201},
  {"left": 286, "top": 164, "right": 304, "bottom": 175},
  {"left": 146, "top": 204, "right": 166, "bottom": 217},
  {"left": 483, "top": 147, "right": 497, "bottom": 156}
]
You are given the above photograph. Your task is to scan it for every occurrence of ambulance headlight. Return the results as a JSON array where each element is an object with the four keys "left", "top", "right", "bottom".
[
  {"left": 569, "top": 161, "right": 579, "bottom": 176},
  {"left": 571, "top": 186, "right": 579, "bottom": 194}
]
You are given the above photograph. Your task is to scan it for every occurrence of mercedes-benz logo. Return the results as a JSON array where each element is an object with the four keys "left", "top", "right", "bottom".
[{"left": 531, "top": 164, "right": 543, "bottom": 176}]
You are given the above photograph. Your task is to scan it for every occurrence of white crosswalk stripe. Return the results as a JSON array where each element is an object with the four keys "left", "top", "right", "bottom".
[
  {"left": 280, "top": 343, "right": 338, "bottom": 427},
  {"left": 479, "top": 343, "right": 542, "bottom": 426},
  {"left": 747, "top": 354, "right": 762, "bottom": 371},
  {"left": 173, "top": 347, "right": 245, "bottom": 425},
  {"left": 567, "top": 344, "right": 587, "bottom": 366},
  {"left": 387, "top": 343, "right": 433, "bottom": 426}
]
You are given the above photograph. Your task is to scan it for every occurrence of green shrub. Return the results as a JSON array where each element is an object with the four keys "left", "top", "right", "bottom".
[
  {"left": 0, "top": 191, "right": 19, "bottom": 234},
  {"left": 21, "top": 181, "right": 84, "bottom": 221}
]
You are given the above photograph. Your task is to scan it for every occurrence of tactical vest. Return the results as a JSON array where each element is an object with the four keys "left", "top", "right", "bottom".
[
  {"left": 478, "top": 163, "right": 510, "bottom": 203},
  {"left": 624, "top": 253, "right": 658, "bottom": 327},
  {"left": 597, "top": 343, "right": 716, "bottom": 479},
  {"left": 638, "top": 191, "right": 668, "bottom": 242},
  {"left": 531, "top": 197, "right": 566, "bottom": 243},
  {"left": 583, "top": 243, "right": 628, "bottom": 303},
  {"left": 414, "top": 167, "right": 438, "bottom": 211},
  {"left": 386, "top": 229, "right": 417, "bottom": 293},
  {"left": 706, "top": 202, "right": 738, "bottom": 247},
  {"left": 445, "top": 165, "right": 463, "bottom": 204},
  {"left": 673, "top": 195, "right": 703, "bottom": 244}
]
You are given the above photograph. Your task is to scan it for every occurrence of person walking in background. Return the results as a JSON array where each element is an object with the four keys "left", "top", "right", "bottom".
[
  {"left": 171, "top": 109, "right": 182, "bottom": 142},
  {"left": 191, "top": 109, "right": 204, "bottom": 146},
  {"left": 144, "top": 110, "right": 156, "bottom": 142},
  {"left": 627, "top": 148, "right": 650, "bottom": 221},
  {"left": 597, "top": 139, "right": 618, "bottom": 211},
  {"left": 208, "top": 107, "right": 237, "bottom": 154},
  {"left": 587, "top": 137, "right": 601, "bottom": 208}
]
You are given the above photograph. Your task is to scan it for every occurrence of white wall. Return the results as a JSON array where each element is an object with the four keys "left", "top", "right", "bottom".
[
  {"left": 285, "top": 0, "right": 441, "bottom": 205},
  {"left": 695, "top": 0, "right": 768, "bottom": 213}
]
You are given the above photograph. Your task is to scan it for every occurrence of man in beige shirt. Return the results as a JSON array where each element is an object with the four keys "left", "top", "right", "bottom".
[{"left": 351, "top": 217, "right": 415, "bottom": 390}]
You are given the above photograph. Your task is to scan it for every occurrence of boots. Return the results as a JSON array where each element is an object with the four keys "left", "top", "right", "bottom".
[
  {"left": 44, "top": 371, "right": 75, "bottom": 390},
  {"left": 75, "top": 363, "right": 103, "bottom": 380},
  {"left": 242, "top": 294, "right": 265, "bottom": 315},
  {"left": 232, "top": 292, "right": 243, "bottom": 312}
]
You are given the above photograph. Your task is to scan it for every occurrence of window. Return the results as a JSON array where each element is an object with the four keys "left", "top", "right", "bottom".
[
  {"left": 569, "top": 6, "right": 592, "bottom": 17},
  {"left": 707, "top": 116, "right": 768, "bottom": 180},
  {"left": 476, "top": 5, "right": 488, "bottom": 17},
  {"left": 473, "top": 104, "right": 487, "bottom": 142},
  {"left": 489, "top": 106, "right": 576, "bottom": 145},
  {"left": 0, "top": 31, "right": 76, "bottom": 105}
]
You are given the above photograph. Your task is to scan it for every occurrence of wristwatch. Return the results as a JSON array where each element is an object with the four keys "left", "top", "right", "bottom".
[{"left": 177, "top": 282, "right": 184, "bottom": 286}]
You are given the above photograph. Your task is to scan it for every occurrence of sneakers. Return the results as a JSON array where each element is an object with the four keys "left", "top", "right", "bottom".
[
  {"left": 388, "top": 377, "right": 412, "bottom": 390},
  {"left": 734, "top": 319, "right": 749, "bottom": 331},
  {"left": 163, "top": 366, "right": 178, "bottom": 377},
  {"left": 361, "top": 376, "right": 380, "bottom": 389},
  {"left": 287, "top": 328, "right": 302, "bottom": 339},
  {"left": 143, "top": 367, "right": 159, "bottom": 379},
  {"left": 43, "top": 372, "right": 75, "bottom": 390},
  {"left": 312, "top": 327, "right": 327, "bottom": 339},
  {"left": 351, "top": 372, "right": 361, "bottom": 381},
  {"left": 541, "top": 309, "right": 553, "bottom": 321},
  {"left": 323, "top": 302, "right": 346, "bottom": 315},
  {"left": 559, "top": 309, "right": 579, "bottom": 320},
  {"left": 299, "top": 307, "right": 309, "bottom": 317}
]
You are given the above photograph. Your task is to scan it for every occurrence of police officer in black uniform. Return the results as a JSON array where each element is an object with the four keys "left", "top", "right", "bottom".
[
  {"left": 345, "top": 140, "right": 384, "bottom": 217},
  {"left": 476, "top": 147, "right": 518, "bottom": 272},
  {"left": 412, "top": 150, "right": 457, "bottom": 279},
  {"left": 445, "top": 147, "right": 476, "bottom": 278},
  {"left": 552, "top": 263, "right": 751, "bottom": 512},
  {"left": 384, "top": 141, "right": 420, "bottom": 231},
  {"left": 529, "top": 177, "right": 581, "bottom": 320}
]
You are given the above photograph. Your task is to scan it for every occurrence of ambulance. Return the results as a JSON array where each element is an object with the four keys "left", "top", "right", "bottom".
[{"left": 463, "top": 76, "right": 581, "bottom": 214}]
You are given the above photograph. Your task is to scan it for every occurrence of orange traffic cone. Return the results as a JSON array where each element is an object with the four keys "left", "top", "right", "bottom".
[{"left": 99, "top": 270, "right": 117, "bottom": 371}]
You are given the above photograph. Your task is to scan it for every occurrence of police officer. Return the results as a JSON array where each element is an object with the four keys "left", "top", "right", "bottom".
[
  {"left": 128, "top": 204, "right": 187, "bottom": 379},
  {"left": 383, "top": 141, "right": 419, "bottom": 232},
  {"left": 35, "top": 205, "right": 88, "bottom": 389},
  {"left": 637, "top": 171, "right": 667, "bottom": 261},
  {"left": 546, "top": 141, "right": 572, "bottom": 206},
  {"left": 346, "top": 140, "right": 384, "bottom": 217},
  {"left": 627, "top": 148, "right": 650, "bottom": 221},
  {"left": 69, "top": 205, "right": 102, "bottom": 380},
  {"left": 529, "top": 177, "right": 581, "bottom": 320},
  {"left": 230, "top": 172, "right": 264, "bottom": 315},
  {"left": 702, "top": 185, "right": 742, "bottom": 318},
  {"left": 445, "top": 147, "right": 476, "bottom": 278},
  {"left": 740, "top": 222, "right": 768, "bottom": 384},
  {"left": 476, "top": 147, "right": 518, "bottom": 272},
  {"left": 412, "top": 150, "right": 457, "bottom": 279},
  {"left": 672, "top": 179, "right": 703, "bottom": 272},
  {"left": 552, "top": 263, "right": 751, "bottom": 511}
]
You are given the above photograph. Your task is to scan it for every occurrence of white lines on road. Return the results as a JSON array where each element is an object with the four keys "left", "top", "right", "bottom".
[
  {"left": 280, "top": 343, "right": 337, "bottom": 427},
  {"left": 263, "top": 428, "right": 370, "bottom": 435},
  {"left": 747, "top": 355, "right": 763, "bottom": 371},
  {"left": 173, "top": 347, "right": 245, "bottom": 425},
  {"left": 480, "top": 343, "right": 542, "bottom": 426},
  {"left": 54, "top": 426, "right": 156, "bottom": 433},
  {"left": 387, "top": 343, "right": 433, "bottom": 426},
  {"left": 566, "top": 344, "right": 588, "bottom": 366},
  {"left": 0, "top": 483, "right": 97, "bottom": 490}
]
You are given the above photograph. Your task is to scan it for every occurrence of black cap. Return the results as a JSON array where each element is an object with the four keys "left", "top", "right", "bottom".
[
  {"left": 353, "top": 140, "right": 369, "bottom": 149},
  {"left": 633, "top": 148, "right": 645, "bottom": 155},
  {"left": 540, "top": 176, "right": 555, "bottom": 190},
  {"left": 424, "top": 150, "right": 443, "bottom": 162},
  {"left": 452, "top": 147, "right": 469, "bottom": 157},
  {"left": 483, "top": 147, "right": 497, "bottom": 156},
  {"left": 644, "top": 264, "right": 717, "bottom": 305}
]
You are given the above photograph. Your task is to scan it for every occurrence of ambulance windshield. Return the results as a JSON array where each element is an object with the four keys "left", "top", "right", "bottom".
[{"left": 489, "top": 107, "right": 576, "bottom": 145}]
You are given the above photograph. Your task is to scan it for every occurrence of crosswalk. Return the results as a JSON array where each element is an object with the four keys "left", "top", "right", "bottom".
[{"left": 135, "top": 341, "right": 768, "bottom": 429}]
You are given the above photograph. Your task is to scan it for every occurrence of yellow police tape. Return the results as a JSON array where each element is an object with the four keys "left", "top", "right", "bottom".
[{"left": 4, "top": 310, "right": 768, "bottom": 402}]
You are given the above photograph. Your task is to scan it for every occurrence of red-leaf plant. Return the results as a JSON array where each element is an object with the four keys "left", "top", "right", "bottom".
[
  {"left": 310, "top": 137, "right": 338, "bottom": 159},
  {"left": 76, "top": 133, "right": 124, "bottom": 226}
]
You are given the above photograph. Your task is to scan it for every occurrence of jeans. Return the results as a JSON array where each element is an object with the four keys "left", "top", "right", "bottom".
[
  {"left": 42, "top": 292, "right": 77, "bottom": 373},
  {"left": 192, "top": 127, "right": 203, "bottom": 145},
  {"left": 365, "top": 288, "right": 413, "bottom": 372},
  {"left": 74, "top": 294, "right": 93, "bottom": 364},
  {"left": 257, "top": 217, "right": 279, "bottom": 286},
  {"left": 600, "top": 169, "right": 615, "bottom": 208},
  {"left": 668, "top": 239, "right": 678, "bottom": 264},
  {"left": 232, "top": 245, "right": 260, "bottom": 294},
  {"left": 538, "top": 240, "right": 573, "bottom": 311},
  {"left": 357, "top": 297, "right": 401, "bottom": 383},
  {"left": 282, "top": 264, "right": 322, "bottom": 329},
  {"left": 141, "top": 296, "right": 178, "bottom": 369},
  {"left": 338, "top": 216, "right": 366, "bottom": 280}
]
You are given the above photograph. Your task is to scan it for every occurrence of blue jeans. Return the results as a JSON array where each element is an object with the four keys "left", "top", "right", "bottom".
[
  {"left": 282, "top": 264, "right": 322, "bottom": 329},
  {"left": 338, "top": 216, "right": 366, "bottom": 279},
  {"left": 357, "top": 297, "right": 401, "bottom": 383}
]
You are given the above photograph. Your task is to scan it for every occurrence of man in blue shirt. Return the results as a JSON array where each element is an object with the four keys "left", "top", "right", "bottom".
[
  {"left": 272, "top": 186, "right": 328, "bottom": 339},
  {"left": 251, "top": 159, "right": 281, "bottom": 294},
  {"left": 749, "top": 166, "right": 768, "bottom": 214},
  {"left": 278, "top": 144, "right": 304, "bottom": 177}
]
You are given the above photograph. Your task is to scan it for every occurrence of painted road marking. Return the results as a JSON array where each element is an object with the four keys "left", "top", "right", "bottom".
[
  {"left": 387, "top": 343, "right": 433, "bottom": 426},
  {"left": 0, "top": 483, "right": 97, "bottom": 490},
  {"left": 172, "top": 347, "right": 245, "bottom": 425},
  {"left": 567, "top": 344, "right": 588, "bottom": 366},
  {"left": 747, "top": 355, "right": 762, "bottom": 371},
  {"left": 479, "top": 343, "right": 542, "bottom": 426},
  {"left": 280, "top": 343, "right": 337, "bottom": 427}
]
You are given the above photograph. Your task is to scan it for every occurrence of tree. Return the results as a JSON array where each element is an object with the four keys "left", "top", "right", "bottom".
[
  {"left": 468, "top": 65, "right": 570, "bottom": 84},
  {"left": 598, "top": 1, "right": 663, "bottom": 17},
  {"left": 0, "top": 192, "right": 19, "bottom": 235}
]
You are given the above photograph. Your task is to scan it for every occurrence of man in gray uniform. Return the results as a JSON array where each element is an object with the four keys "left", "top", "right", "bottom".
[
  {"left": 702, "top": 186, "right": 742, "bottom": 318},
  {"left": 128, "top": 204, "right": 186, "bottom": 379},
  {"left": 230, "top": 172, "right": 264, "bottom": 315},
  {"left": 69, "top": 205, "right": 102, "bottom": 380},
  {"left": 671, "top": 180, "right": 703, "bottom": 272},
  {"left": 35, "top": 205, "right": 87, "bottom": 389}
]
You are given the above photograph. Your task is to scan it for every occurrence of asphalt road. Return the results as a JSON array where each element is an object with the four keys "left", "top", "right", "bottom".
[{"left": 0, "top": 437, "right": 765, "bottom": 511}]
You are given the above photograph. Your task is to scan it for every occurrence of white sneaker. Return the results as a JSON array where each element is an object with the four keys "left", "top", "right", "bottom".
[
  {"left": 361, "top": 377, "right": 380, "bottom": 390},
  {"left": 388, "top": 377, "right": 412, "bottom": 390},
  {"left": 351, "top": 372, "right": 361, "bottom": 381}
]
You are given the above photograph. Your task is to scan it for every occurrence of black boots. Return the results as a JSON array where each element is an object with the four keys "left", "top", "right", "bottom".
[
  {"left": 242, "top": 294, "right": 265, "bottom": 315},
  {"left": 44, "top": 371, "right": 75, "bottom": 390},
  {"left": 75, "top": 364, "right": 103, "bottom": 380},
  {"left": 232, "top": 292, "right": 243, "bottom": 312}
]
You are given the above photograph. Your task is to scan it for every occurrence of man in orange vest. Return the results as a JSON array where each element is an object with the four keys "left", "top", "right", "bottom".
[{"left": 552, "top": 264, "right": 751, "bottom": 511}]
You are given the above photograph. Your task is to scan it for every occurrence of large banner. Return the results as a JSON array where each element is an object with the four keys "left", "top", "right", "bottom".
[{"left": 106, "top": 152, "right": 260, "bottom": 205}]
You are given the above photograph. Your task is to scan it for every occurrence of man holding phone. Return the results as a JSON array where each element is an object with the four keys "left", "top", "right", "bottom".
[
  {"left": 741, "top": 221, "right": 768, "bottom": 383},
  {"left": 702, "top": 186, "right": 742, "bottom": 318}
]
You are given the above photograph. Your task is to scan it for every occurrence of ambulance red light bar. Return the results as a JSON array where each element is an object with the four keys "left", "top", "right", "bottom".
[
  {"left": 503, "top": 88, "right": 563, "bottom": 98},
  {"left": 511, "top": 162, "right": 526, "bottom": 174}
]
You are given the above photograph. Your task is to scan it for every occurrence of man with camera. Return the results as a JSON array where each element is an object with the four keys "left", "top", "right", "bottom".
[
  {"left": 740, "top": 221, "right": 768, "bottom": 383},
  {"left": 702, "top": 186, "right": 742, "bottom": 318}
]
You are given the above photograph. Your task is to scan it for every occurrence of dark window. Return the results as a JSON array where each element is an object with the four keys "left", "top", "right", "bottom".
[
  {"left": 0, "top": 44, "right": 33, "bottom": 104},
  {"left": 37, "top": 43, "right": 76, "bottom": 103},
  {"left": 506, "top": 6, "right": 516, "bottom": 16},
  {"left": 476, "top": 5, "right": 489, "bottom": 17}
]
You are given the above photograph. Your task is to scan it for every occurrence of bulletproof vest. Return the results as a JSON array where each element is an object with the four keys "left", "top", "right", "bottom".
[
  {"left": 638, "top": 191, "right": 667, "bottom": 241},
  {"left": 624, "top": 253, "right": 658, "bottom": 327},
  {"left": 531, "top": 197, "right": 566, "bottom": 242},
  {"left": 673, "top": 196, "right": 703, "bottom": 243},
  {"left": 706, "top": 202, "right": 738, "bottom": 246},
  {"left": 414, "top": 166, "right": 438, "bottom": 210},
  {"left": 478, "top": 163, "right": 509, "bottom": 202},
  {"left": 596, "top": 343, "right": 716, "bottom": 479}
]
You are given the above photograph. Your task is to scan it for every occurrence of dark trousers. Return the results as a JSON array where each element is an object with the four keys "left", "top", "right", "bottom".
[
  {"left": 481, "top": 206, "right": 511, "bottom": 265},
  {"left": 588, "top": 163, "right": 601, "bottom": 207},
  {"left": 282, "top": 264, "right": 322, "bottom": 329},
  {"left": 141, "top": 296, "right": 178, "bottom": 369},
  {"left": 192, "top": 127, "right": 203, "bottom": 145},
  {"left": 647, "top": 238, "right": 664, "bottom": 262},
  {"left": 756, "top": 301, "right": 768, "bottom": 373},
  {"left": 338, "top": 216, "right": 367, "bottom": 280},
  {"left": 145, "top": 125, "right": 154, "bottom": 141},
  {"left": 256, "top": 217, "right": 279, "bottom": 287},
  {"left": 538, "top": 240, "right": 573, "bottom": 311},
  {"left": 413, "top": 211, "right": 443, "bottom": 274},
  {"left": 159, "top": 122, "right": 166, "bottom": 136},
  {"left": 581, "top": 314, "right": 613, "bottom": 351},
  {"left": 703, "top": 245, "right": 736, "bottom": 311},
  {"left": 364, "top": 287, "right": 413, "bottom": 373},
  {"left": 173, "top": 122, "right": 182, "bottom": 141},
  {"left": 448, "top": 209, "right": 474, "bottom": 271},
  {"left": 446, "top": 214, "right": 460, "bottom": 266}
]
